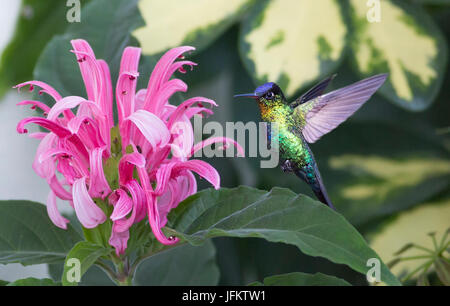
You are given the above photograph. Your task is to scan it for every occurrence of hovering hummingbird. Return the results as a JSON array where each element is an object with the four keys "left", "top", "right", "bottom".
[{"left": 234, "top": 73, "right": 388, "bottom": 209}]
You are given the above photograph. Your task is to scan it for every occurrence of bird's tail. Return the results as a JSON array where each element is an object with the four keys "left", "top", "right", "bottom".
[
  {"left": 311, "top": 175, "right": 335, "bottom": 210},
  {"left": 294, "top": 165, "right": 335, "bottom": 210}
]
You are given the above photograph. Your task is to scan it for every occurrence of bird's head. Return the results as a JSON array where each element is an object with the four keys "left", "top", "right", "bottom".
[{"left": 234, "top": 82, "right": 286, "bottom": 107}]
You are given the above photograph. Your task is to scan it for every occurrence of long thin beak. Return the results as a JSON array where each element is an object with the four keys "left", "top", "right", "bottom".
[{"left": 233, "top": 93, "right": 258, "bottom": 99}]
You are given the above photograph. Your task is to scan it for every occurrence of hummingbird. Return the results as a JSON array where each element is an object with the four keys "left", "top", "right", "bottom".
[{"left": 234, "top": 73, "right": 388, "bottom": 209}]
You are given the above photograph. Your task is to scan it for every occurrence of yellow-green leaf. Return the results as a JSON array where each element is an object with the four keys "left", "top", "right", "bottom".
[
  {"left": 349, "top": 0, "right": 447, "bottom": 111},
  {"left": 370, "top": 199, "right": 450, "bottom": 278},
  {"left": 239, "top": 0, "right": 347, "bottom": 97},
  {"left": 134, "top": 0, "right": 254, "bottom": 55}
]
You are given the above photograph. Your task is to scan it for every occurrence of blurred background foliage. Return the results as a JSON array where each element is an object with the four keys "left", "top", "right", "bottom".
[{"left": 0, "top": 0, "right": 448, "bottom": 285}]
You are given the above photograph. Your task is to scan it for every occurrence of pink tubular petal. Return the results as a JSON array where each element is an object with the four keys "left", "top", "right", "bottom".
[
  {"left": 14, "top": 81, "right": 62, "bottom": 101},
  {"left": 109, "top": 229, "right": 130, "bottom": 256},
  {"left": 167, "top": 97, "right": 217, "bottom": 128},
  {"left": 184, "top": 106, "right": 214, "bottom": 119},
  {"left": 145, "top": 191, "right": 179, "bottom": 245},
  {"left": 16, "top": 100, "right": 51, "bottom": 113},
  {"left": 48, "top": 175, "right": 72, "bottom": 200},
  {"left": 47, "top": 96, "right": 103, "bottom": 121},
  {"left": 28, "top": 132, "right": 48, "bottom": 139},
  {"left": 46, "top": 191, "right": 70, "bottom": 230},
  {"left": 125, "top": 180, "right": 146, "bottom": 223},
  {"left": 32, "top": 133, "right": 57, "bottom": 178},
  {"left": 186, "top": 170, "right": 198, "bottom": 196},
  {"left": 174, "top": 160, "right": 220, "bottom": 190},
  {"left": 155, "top": 163, "right": 176, "bottom": 195},
  {"left": 39, "top": 148, "right": 89, "bottom": 177},
  {"left": 71, "top": 39, "right": 103, "bottom": 103},
  {"left": 118, "top": 152, "right": 145, "bottom": 186},
  {"left": 191, "top": 137, "right": 245, "bottom": 157},
  {"left": 67, "top": 116, "right": 106, "bottom": 150},
  {"left": 144, "top": 46, "right": 195, "bottom": 112},
  {"left": 72, "top": 177, "right": 106, "bottom": 228},
  {"left": 151, "top": 79, "right": 188, "bottom": 116},
  {"left": 167, "top": 60, "right": 197, "bottom": 77},
  {"left": 88, "top": 147, "right": 111, "bottom": 199},
  {"left": 126, "top": 110, "right": 170, "bottom": 151},
  {"left": 17, "top": 117, "right": 71, "bottom": 138},
  {"left": 110, "top": 189, "right": 133, "bottom": 221},
  {"left": 97, "top": 60, "right": 114, "bottom": 128},
  {"left": 157, "top": 182, "right": 176, "bottom": 227},
  {"left": 134, "top": 89, "right": 147, "bottom": 111},
  {"left": 170, "top": 117, "right": 194, "bottom": 160},
  {"left": 116, "top": 47, "right": 141, "bottom": 125}
]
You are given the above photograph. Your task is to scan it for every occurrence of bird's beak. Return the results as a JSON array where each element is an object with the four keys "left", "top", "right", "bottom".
[{"left": 233, "top": 93, "right": 258, "bottom": 99}]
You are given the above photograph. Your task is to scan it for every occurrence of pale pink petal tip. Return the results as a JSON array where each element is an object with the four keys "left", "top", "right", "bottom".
[
  {"left": 72, "top": 177, "right": 107, "bottom": 229},
  {"left": 46, "top": 191, "right": 70, "bottom": 230}
]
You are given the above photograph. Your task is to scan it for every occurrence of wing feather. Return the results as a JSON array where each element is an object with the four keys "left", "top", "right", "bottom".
[{"left": 296, "top": 74, "right": 388, "bottom": 143}]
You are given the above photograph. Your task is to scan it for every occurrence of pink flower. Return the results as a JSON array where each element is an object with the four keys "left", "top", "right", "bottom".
[{"left": 16, "top": 39, "right": 243, "bottom": 255}]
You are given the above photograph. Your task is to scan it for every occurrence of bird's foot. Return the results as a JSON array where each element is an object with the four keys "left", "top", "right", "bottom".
[{"left": 281, "top": 160, "right": 294, "bottom": 173}]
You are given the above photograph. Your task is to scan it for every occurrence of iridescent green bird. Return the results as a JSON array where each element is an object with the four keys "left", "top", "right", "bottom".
[{"left": 235, "top": 73, "right": 388, "bottom": 209}]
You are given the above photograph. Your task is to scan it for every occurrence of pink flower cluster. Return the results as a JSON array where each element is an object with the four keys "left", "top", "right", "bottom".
[{"left": 16, "top": 39, "right": 241, "bottom": 255}]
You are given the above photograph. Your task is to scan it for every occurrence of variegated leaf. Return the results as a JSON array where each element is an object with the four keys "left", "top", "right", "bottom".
[
  {"left": 239, "top": 0, "right": 347, "bottom": 97},
  {"left": 349, "top": 0, "right": 447, "bottom": 111},
  {"left": 134, "top": 0, "right": 254, "bottom": 55},
  {"left": 370, "top": 199, "right": 450, "bottom": 278}
]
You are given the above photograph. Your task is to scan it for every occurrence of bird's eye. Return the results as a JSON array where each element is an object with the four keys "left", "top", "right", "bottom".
[{"left": 265, "top": 91, "right": 274, "bottom": 99}]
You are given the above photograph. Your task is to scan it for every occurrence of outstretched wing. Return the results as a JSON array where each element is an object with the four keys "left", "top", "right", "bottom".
[
  {"left": 289, "top": 74, "right": 337, "bottom": 109},
  {"left": 294, "top": 74, "right": 388, "bottom": 143}
]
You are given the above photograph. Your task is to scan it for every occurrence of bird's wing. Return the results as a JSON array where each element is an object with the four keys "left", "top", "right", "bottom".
[
  {"left": 289, "top": 74, "right": 337, "bottom": 109},
  {"left": 293, "top": 74, "right": 388, "bottom": 143}
]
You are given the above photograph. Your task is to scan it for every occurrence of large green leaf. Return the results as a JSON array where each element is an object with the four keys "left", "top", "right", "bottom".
[
  {"left": 62, "top": 241, "right": 111, "bottom": 286},
  {"left": 134, "top": 0, "right": 254, "bottom": 56},
  {"left": 133, "top": 240, "right": 220, "bottom": 285},
  {"left": 239, "top": 0, "right": 348, "bottom": 97},
  {"left": 6, "top": 277, "right": 58, "bottom": 286},
  {"left": 349, "top": 0, "right": 448, "bottom": 111},
  {"left": 0, "top": 0, "right": 92, "bottom": 97},
  {"left": 165, "top": 186, "right": 401, "bottom": 286},
  {"left": 250, "top": 271, "right": 351, "bottom": 286},
  {"left": 0, "top": 200, "right": 82, "bottom": 265}
]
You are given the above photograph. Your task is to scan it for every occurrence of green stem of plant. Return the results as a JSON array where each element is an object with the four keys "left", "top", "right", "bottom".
[
  {"left": 438, "top": 230, "right": 449, "bottom": 250},
  {"left": 399, "top": 255, "right": 432, "bottom": 261},
  {"left": 412, "top": 244, "right": 434, "bottom": 254},
  {"left": 402, "top": 260, "right": 433, "bottom": 283}
]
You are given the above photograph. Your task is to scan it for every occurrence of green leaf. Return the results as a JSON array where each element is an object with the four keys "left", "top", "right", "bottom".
[
  {"left": 349, "top": 0, "right": 448, "bottom": 111},
  {"left": 134, "top": 0, "right": 254, "bottom": 56},
  {"left": 0, "top": 200, "right": 82, "bottom": 265},
  {"left": 251, "top": 272, "right": 351, "bottom": 286},
  {"left": 239, "top": 0, "right": 348, "bottom": 97},
  {"left": 166, "top": 186, "right": 401, "bottom": 286},
  {"left": 6, "top": 277, "right": 58, "bottom": 286},
  {"left": 0, "top": 0, "right": 92, "bottom": 98},
  {"left": 48, "top": 263, "right": 115, "bottom": 286},
  {"left": 62, "top": 241, "right": 111, "bottom": 286},
  {"left": 0, "top": 280, "right": 9, "bottom": 286},
  {"left": 133, "top": 240, "right": 220, "bottom": 285}
]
